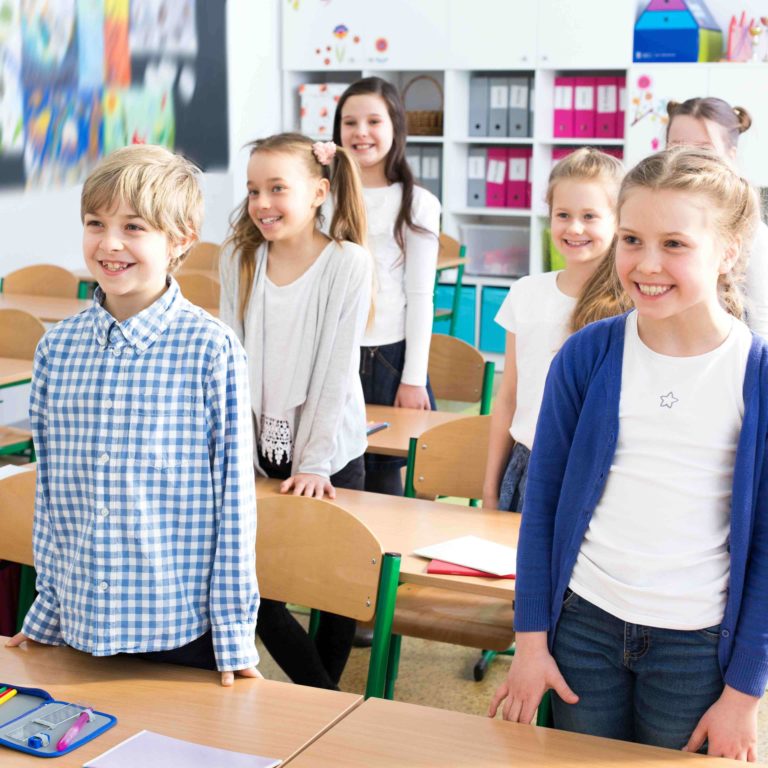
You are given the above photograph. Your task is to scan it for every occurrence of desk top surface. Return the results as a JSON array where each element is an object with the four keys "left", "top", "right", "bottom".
[
  {"left": 365, "top": 404, "right": 466, "bottom": 457},
  {"left": 256, "top": 478, "right": 517, "bottom": 599},
  {"left": 0, "top": 358, "right": 33, "bottom": 387},
  {"left": 287, "top": 696, "right": 755, "bottom": 768},
  {"left": 0, "top": 640, "right": 361, "bottom": 767},
  {"left": 0, "top": 295, "right": 90, "bottom": 323}
]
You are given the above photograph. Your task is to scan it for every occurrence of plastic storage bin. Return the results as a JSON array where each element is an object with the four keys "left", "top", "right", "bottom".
[
  {"left": 433, "top": 284, "right": 476, "bottom": 345},
  {"left": 479, "top": 286, "right": 509, "bottom": 354},
  {"left": 460, "top": 224, "right": 529, "bottom": 277}
]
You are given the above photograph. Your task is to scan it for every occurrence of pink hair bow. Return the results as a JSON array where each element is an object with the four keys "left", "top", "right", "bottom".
[{"left": 312, "top": 141, "right": 337, "bottom": 166}]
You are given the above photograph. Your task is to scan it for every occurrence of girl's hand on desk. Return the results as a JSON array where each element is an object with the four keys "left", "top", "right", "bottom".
[
  {"left": 221, "top": 667, "right": 263, "bottom": 686},
  {"left": 684, "top": 685, "right": 759, "bottom": 761},
  {"left": 6, "top": 632, "right": 38, "bottom": 648},
  {"left": 488, "top": 632, "right": 578, "bottom": 723},
  {"left": 394, "top": 383, "right": 431, "bottom": 410},
  {"left": 280, "top": 473, "right": 336, "bottom": 500}
]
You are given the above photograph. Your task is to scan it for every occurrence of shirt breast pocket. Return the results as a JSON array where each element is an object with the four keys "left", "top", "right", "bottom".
[{"left": 128, "top": 398, "right": 198, "bottom": 471}]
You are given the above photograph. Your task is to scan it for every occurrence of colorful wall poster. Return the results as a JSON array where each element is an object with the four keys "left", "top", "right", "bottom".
[
  {"left": 103, "top": 86, "right": 174, "bottom": 153},
  {"left": 130, "top": 0, "right": 197, "bottom": 56},
  {"left": 20, "top": 0, "right": 78, "bottom": 87},
  {"left": 104, "top": 0, "right": 130, "bottom": 85},
  {"left": 0, "top": 0, "right": 24, "bottom": 155}
]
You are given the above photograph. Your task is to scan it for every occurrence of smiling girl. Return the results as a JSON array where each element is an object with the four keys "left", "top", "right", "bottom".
[{"left": 490, "top": 148, "right": 768, "bottom": 762}]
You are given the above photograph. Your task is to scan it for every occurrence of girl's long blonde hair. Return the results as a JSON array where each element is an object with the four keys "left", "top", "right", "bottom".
[
  {"left": 617, "top": 147, "right": 759, "bottom": 321},
  {"left": 225, "top": 132, "right": 368, "bottom": 322}
]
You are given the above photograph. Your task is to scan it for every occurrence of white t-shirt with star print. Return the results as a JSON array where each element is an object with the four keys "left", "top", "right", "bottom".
[{"left": 569, "top": 310, "right": 752, "bottom": 630}]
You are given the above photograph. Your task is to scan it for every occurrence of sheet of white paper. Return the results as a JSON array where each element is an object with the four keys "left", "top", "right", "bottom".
[
  {"left": 84, "top": 730, "right": 281, "bottom": 768},
  {"left": 413, "top": 535, "right": 517, "bottom": 576},
  {"left": 0, "top": 464, "right": 34, "bottom": 480}
]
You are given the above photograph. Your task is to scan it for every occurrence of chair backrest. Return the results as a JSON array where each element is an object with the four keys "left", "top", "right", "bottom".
[
  {"left": 257, "top": 495, "right": 385, "bottom": 622},
  {"left": 181, "top": 241, "right": 220, "bottom": 271},
  {"left": 0, "top": 467, "right": 36, "bottom": 565},
  {"left": 428, "top": 333, "right": 485, "bottom": 404},
  {"left": 437, "top": 232, "right": 463, "bottom": 266},
  {"left": 0, "top": 309, "right": 46, "bottom": 359},
  {"left": 2, "top": 265, "right": 79, "bottom": 298},
  {"left": 176, "top": 273, "right": 221, "bottom": 310},
  {"left": 411, "top": 415, "right": 491, "bottom": 501}
]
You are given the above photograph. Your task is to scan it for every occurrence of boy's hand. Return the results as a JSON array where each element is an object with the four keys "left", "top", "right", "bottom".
[
  {"left": 684, "top": 685, "right": 759, "bottom": 761},
  {"left": 280, "top": 473, "right": 335, "bottom": 499},
  {"left": 221, "top": 667, "right": 263, "bottom": 687},
  {"left": 488, "top": 632, "right": 578, "bottom": 723},
  {"left": 6, "top": 632, "right": 37, "bottom": 648},
  {"left": 394, "top": 383, "right": 431, "bottom": 410}
]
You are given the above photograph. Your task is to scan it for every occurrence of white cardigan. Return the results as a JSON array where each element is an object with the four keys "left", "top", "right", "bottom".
[{"left": 219, "top": 239, "right": 371, "bottom": 478}]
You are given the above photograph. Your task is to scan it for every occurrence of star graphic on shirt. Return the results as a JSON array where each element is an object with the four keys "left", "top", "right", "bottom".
[{"left": 659, "top": 391, "right": 679, "bottom": 409}]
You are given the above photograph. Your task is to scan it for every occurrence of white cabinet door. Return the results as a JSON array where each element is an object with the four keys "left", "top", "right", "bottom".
[
  {"left": 448, "top": 0, "right": 537, "bottom": 68},
  {"left": 708, "top": 65, "right": 768, "bottom": 187},
  {"left": 624, "top": 64, "right": 709, "bottom": 170},
  {"left": 536, "top": 0, "right": 635, "bottom": 69}
]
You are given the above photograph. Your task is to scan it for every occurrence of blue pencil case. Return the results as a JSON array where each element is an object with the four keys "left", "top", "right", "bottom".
[{"left": 0, "top": 684, "right": 116, "bottom": 758}]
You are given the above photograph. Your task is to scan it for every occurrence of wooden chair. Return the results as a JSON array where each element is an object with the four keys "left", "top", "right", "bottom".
[
  {"left": 176, "top": 273, "right": 220, "bottom": 311},
  {"left": 433, "top": 234, "right": 467, "bottom": 338},
  {"left": 428, "top": 333, "right": 495, "bottom": 415},
  {"left": 388, "top": 416, "right": 516, "bottom": 698},
  {"left": 0, "top": 309, "right": 45, "bottom": 462},
  {"left": 1, "top": 265, "right": 79, "bottom": 298},
  {"left": 0, "top": 467, "right": 37, "bottom": 633},
  {"left": 180, "top": 241, "right": 220, "bottom": 272},
  {"left": 256, "top": 495, "right": 401, "bottom": 699}
]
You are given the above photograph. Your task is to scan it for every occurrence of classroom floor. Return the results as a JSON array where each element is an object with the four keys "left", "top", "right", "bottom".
[{"left": 256, "top": 616, "right": 768, "bottom": 757}]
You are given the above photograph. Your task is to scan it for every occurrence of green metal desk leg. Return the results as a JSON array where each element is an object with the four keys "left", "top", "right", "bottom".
[
  {"left": 404, "top": 437, "right": 418, "bottom": 498},
  {"left": 365, "top": 552, "right": 401, "bottom": 700}
]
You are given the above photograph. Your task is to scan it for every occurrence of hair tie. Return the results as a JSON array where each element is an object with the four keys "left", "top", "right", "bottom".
[{"left": 312, "top": 141, "right": 336, "bottom": 166}]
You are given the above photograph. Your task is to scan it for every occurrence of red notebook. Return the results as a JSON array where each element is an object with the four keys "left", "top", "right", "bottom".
[{"left": 427, "top": 559, "right": 515, "bottom": 579}]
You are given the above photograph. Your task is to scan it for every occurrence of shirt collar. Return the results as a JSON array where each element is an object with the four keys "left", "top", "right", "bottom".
[{"left": 91, "top": 277, "right": 184, "bottom": 354}]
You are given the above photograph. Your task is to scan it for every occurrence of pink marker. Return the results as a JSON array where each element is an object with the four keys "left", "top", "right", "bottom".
[{"left": 56, "top": 708, "right": 93, "bottom": 751}]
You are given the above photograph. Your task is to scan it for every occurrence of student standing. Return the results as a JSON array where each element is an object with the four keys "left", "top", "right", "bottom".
[
  {"left": 482, "top": 149, "right": 624, "bottom": 512},
  {"left": 7, "top": 145, "right": 260, "bottom": 686},
  {"left": 333, "top": 77, "right": 440, "bottom": 496},
  {"left": 219, "top": 133, "right": 372, "bottom": 689},
  {"left": 490, "top": 148, "right": 768, "bottom": 761}
]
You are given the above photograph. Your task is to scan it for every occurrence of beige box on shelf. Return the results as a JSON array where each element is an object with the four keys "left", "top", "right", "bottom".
[{"left": 460, "top": 224, "right": 530, "bottom": 277}]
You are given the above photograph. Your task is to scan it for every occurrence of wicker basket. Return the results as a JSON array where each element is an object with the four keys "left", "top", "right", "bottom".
[{"left": 402, "top": 75, "right": 444, "bottom": 136}]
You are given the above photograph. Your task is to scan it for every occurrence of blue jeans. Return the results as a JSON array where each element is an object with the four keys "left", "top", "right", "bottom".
[
  {"left": 551, "top": 590, "right": 724, "bottom": 750},
  {"left": 360, "top": 340, "right": 436, "bottom": 496},
  {"left": 499, "top": 442, "right": 530, "bottom": 511}
]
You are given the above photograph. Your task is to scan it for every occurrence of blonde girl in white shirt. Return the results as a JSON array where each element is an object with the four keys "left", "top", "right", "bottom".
[{"left": 333, "top": 76, "right": 441, "bottom": 496}]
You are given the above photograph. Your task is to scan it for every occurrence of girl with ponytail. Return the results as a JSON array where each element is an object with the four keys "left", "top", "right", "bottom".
[{"left": 219, "top": 132, "right": 373, "bottom": 689}]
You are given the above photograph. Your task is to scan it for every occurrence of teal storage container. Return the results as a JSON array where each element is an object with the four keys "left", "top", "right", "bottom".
[
  {"left": 479, "top": 286, "right": 508, "bottom": 354},
  {"left": 433, "top": 284, "right": 476, "bottom": 345}
]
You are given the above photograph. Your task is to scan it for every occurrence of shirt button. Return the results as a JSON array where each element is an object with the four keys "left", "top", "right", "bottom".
[
  {"left": 721, "top": 629, "right": 730, "bottom": 638},
  {"left": 100, "top": 507, "right": 109, "bottom": 518},
  {"left": 104, "top": 399, "right": 113, "bottom": 409},
  {"left": 97, "top": 452, "right": 109, "bottom": 465},
  {"left": 98, "top": 581, "right": 109, "bottom": 592},
  {"left": 111, "top": 347, "right": 121, "bottom": 357}
]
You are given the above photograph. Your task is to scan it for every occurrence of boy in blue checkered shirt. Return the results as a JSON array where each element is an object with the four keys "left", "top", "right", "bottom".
[{"left": 7, "top": 145, "right": 261, "bottom": 686}]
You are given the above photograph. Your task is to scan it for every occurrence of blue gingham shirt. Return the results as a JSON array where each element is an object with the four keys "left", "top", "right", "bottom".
[{"left": 22, "top": 279, "right": 260, "bottom": 672}]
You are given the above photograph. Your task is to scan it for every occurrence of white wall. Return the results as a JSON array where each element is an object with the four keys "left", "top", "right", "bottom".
[{"left": 0, "top": 0, "right": 281, "bottom": 274}]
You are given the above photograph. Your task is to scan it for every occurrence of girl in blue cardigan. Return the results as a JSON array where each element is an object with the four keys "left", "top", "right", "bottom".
[{"left": 489, "top": 148, "right": 768, "bottom": 761}]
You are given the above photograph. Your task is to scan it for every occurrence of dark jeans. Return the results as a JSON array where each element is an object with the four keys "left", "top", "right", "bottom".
[
  {"left": 133, "top": 629, "right": 217, "bottom": 671},
  {"left": 257, "top": 451, "right": 364, "bottom": 689},
  {"left": 360, "top": 340, "right": 436, "bottom": 496},
  {"left": 551, "top": 590, "right": 724, "bottom": 751}
]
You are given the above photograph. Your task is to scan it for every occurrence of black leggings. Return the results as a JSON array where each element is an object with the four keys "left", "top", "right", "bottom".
[{"left": 257, "top": 452, "right": 364, "bottom": 689}]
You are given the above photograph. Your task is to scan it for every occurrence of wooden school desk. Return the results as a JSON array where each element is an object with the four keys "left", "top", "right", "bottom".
[
  {"left": 0, "top": 358, "right": 33, "bottom": 389},
  {"left": 74, "top": 268, "right": 220, "bottom": 299},
  {"left": 0, "top": 639, "right": 361, "bottom": 767},
  {"left": 287, "top": 696, "right": 756, "bottom": 768},
  {"left": 256, "top": 478, "right": 517, "bottom": 600},
  {"left": 365, "top": 404, "right": 465, "bottom": 458},
  {"left": 0, "top": 295, "right": 90, "bottom": 324}
]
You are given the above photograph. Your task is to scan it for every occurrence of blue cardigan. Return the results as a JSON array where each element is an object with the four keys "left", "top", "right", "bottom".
[{"left": 515, "top": 313, "right": 768, "bottom": 697}]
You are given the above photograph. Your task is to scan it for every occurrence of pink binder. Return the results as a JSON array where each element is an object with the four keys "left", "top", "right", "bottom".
[
  {"left": 486, "top": 147, "right": 507, "bottom": 207},
  {"left": 525, "top": 147, "right": 532, "bottom": 208},
  {"left": 595, "top": 77, "right": 618, "bottom": 138},
  {"left": 553, "top": 77, "right": 575, "bottom": 138},
  {"left": 617, "top": 76, "right": 626, "bottom": 139},
  {"left": 552, "top": 147, "right": 573, "bottom": 163},
  {"left": 574, "top": 77, "right": 596, "bottom": 138},
  {"left": 505, "top": 148, "right": 528, "bottom": 209}
]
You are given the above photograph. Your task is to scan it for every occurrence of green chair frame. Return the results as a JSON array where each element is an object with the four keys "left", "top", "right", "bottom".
[{"left": 433, "top": 242, "right": 467, "bottom": 338}]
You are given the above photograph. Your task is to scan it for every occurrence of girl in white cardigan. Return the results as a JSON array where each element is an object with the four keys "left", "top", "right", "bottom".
[{"left": 219, "top": 133, "right": 372, "bottom": 689}]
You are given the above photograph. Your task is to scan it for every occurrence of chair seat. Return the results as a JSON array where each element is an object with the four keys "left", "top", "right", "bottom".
[
  {"left": 392, "top": 584, "right": 514, "bottom": 651},
  {"left": 0, "top": 426, "right": 32, "bottom": 451}
]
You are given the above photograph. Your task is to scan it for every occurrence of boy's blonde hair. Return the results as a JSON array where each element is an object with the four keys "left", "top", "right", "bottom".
[
  {"left": 618, "top": 147, "right": 759, "bottom": 320},
  {"left": 546, "top": 147, "right": 624, "bottom": 212},
  {"left": 81, "top": 144, "right": 203, "bottom": 270},
  {"left": 226, "top": 132, "right": 368, "bottom": 322}
]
